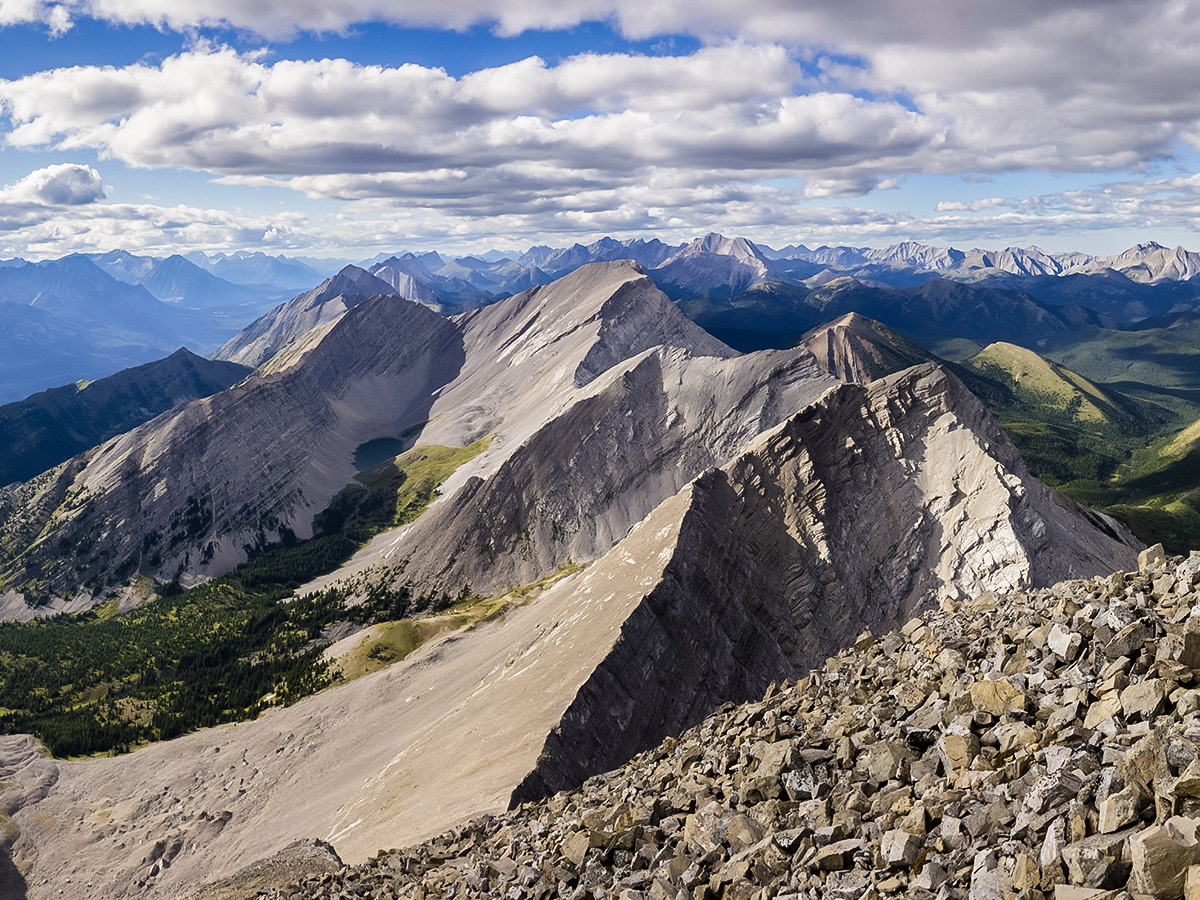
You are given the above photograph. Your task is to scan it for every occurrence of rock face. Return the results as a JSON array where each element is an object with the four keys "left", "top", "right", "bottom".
[
  {"left": 508, "top": 363, "right": 1138, "bottom": 804},
  {"left": 0, "top": 261, "right": 801, "bottom": 606},
  {"left": 238, "top": 548, "right": 1200, "bottom": 900},
  {"left": 0, "top": 304, "right": 1139, "bottom": 899},
  {"left": 383, "top": 345, "right": 832, "bottom": 598},
  {"left": 212, "top": 265, "right": 396, "bottom": 368}
]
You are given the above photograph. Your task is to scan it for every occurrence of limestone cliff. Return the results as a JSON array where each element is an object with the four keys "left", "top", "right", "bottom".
[
  {"left": 0, "top": 261, "right": 790, "bottom": 607},
  {"left": 799, "top": 311, "right": 935, "bottom": 383}
]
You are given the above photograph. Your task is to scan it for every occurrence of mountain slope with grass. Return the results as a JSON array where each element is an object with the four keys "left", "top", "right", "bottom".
[{"left": 0, "top": 353, "right": 1137, "bottom": 900}]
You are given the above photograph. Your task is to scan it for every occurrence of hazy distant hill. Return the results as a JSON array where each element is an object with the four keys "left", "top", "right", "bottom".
[
  {"left": 0, "top": 256, "right": 268, "bottom": 402},
  {"left": 1041, "top": 312, "right": 1200, "bottom": 395},
  {"left": 184, "top": 250, "right": 327, "bottom": 290},
  {"left": 91, "top": 250, "right": 270, "bottom": 307}
]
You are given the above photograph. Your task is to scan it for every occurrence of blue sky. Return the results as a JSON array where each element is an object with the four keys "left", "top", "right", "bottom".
[{"left": 2, "top": 1, "right": 1200, "bottom": 259}]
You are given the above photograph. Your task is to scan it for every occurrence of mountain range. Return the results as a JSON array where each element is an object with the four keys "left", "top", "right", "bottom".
[
  {"left": 0, "top": 258, "right": 1142, "bottom": 899},
  {"left": 7, "top": 233, "right": 1200, "bottom": 408}
]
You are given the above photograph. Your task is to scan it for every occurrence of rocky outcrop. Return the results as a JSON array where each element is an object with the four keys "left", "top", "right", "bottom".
[
  {"left": 386, "top": 345, "right": 833, "bottom": 597},
  {"left": 0, "top": 358, "right": 1139, "bottom": 899},
  {"left": 260, "top": 547, "right": 1200, "bottom": 900},
  {"left": 509, "top": 363, "right": 1138, "bottom": 804},
  {"left": 2, "top": 261, "right": 761, "bottom": 606}
]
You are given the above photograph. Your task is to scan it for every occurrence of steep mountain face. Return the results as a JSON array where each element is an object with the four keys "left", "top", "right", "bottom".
[
  {"left": 510, "top": 363, "right": 1139, "bottom": 802},
  {"left": 88, "top": 249, "right": 157, "bottom": 283},
  {"left": 0, "top": 360, "right": 1138, "bottom": 900},
  {"left": 0, "top": 258, "right": 1143, "bottom": 613},
  {"left": 136, "top": 255, "right": 254, "bottom": 306},
  {"left": 244, "top": 550, "right": 1200, "bottom": 900},
  {"left": 212, "top": 265, "right": 397, "bottom": 368},
  {"left": 0, "top": 255, "right": 177, "bottom": 332},
  {"left": 367, "top": 255, "right": 444, "bottom": 306},
  {"left": 866, "top": 240, "right": 967, "bottom": 270},
  {"left": 799, "top": 312, "right": 935, "bottom": 383},
  {"left": 0, "top": 262, "right": 743, "bottom": 605},
  {"left": 366, "top": 253, "right": 544, "bottom": 311},
  {"left": 0, "top": 349, "right": 250, "bottom": 487},
  {"left": 376, "top": 345, "right": 833, "bottom": 598},
  {"left": 955, "top": 246, "right": 1068, "bottom": 277},
  {"left": 0, "top": 295, "right": 464, "bottom": 600},
  {"left": 430, "top": 256, "right": 548, "bottom": 298}
]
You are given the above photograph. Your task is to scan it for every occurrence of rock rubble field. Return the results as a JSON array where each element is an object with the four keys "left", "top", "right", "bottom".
[{"left": 254, "top": 545, "right": 1200, "bottom": 900}]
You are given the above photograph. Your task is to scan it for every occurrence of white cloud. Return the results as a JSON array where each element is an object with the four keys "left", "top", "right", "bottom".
[
  {"left": 0, "top": 173, "right": 316, "bottom": 258},
  {"left": 4, "top": 2, "right": 1200, "bottom": 254},
  {"left": 0, "top": 162, "right": 105, "bottom": 205},
  {"left": 0, "top": 44, "right": 944, "bottom": 211},
  {"left": 935, "top": 198, "right": 1005, "bottom": 212}
]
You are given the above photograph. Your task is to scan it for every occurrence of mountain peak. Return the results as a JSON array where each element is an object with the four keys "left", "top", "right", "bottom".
[
  {"left": 215, "top": 265, "right": 398, "bottom": 367},
  {"left": 800, "top": 312, "right": 934, "bottom": 383},
  {"left": 325, "top": 264, "right": 387, "bottom": 292},
  {"left": 686, "top": 232, "right": 766, "bottom": 262}
]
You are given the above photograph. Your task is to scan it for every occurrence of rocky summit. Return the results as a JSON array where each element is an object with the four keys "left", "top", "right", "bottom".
[{"left": 244, "top": 547, "right": 1200, "bottom": 900}]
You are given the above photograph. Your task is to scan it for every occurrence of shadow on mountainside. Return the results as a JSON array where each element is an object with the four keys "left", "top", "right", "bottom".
[{"left": 0, "top": 846, "right": 28, "bottom": 900}]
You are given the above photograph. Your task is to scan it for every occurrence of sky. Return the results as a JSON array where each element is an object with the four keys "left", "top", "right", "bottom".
[{"left": 2, "top": 0, "right": 1200, "bottom": 260}]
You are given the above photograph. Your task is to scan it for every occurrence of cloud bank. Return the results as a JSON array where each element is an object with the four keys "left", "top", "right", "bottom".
[{"left": 2, "top": 1, "right": 1200, "bottom": 254}]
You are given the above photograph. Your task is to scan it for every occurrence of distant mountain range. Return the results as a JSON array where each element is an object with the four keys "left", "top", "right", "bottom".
[
  {"left": 7, "top": 231, "right": 1200, "bottom": 406},
  {"left": 0, "top": 255, "right": 273, "bottom": 403},
  {"left": 3, "top": 232, "right": 1200, "bottom": 900}
]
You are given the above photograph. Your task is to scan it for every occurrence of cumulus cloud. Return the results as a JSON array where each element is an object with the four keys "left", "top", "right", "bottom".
[
  {"left": 4, "top": 2, "right": 1200, "bottom": 252},
  {"left": 0, "top": 195, "right": 317, "bottom": 257},
  {"left": 0, "top": 163, "right": 105, "bottom": 205},
  {"left": 0, "top": 44, "right": 946, "bottom": 214}
]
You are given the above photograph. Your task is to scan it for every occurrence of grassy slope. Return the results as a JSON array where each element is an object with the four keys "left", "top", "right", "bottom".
[
  {"left": 951, "top": 339, "right": 1200, "bottom": 552},
  {"left": 948, "top": 342, "right": 1162, "bottom": 482}
]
